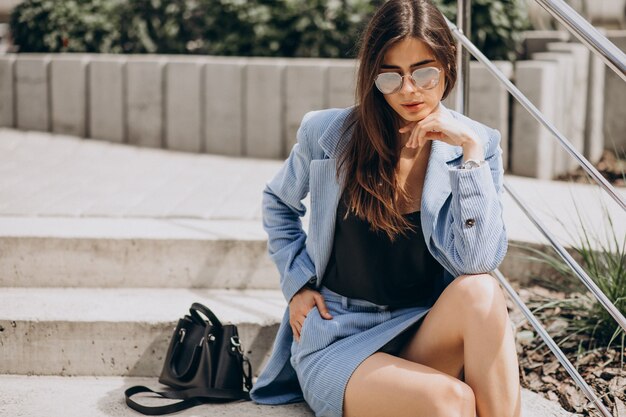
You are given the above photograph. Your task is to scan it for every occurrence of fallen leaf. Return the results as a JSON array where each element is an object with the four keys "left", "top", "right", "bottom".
[
  {"left": 609, "top": 377, "right": 626, "bottom": 397},
  {"left": 527, "top": 371, "right": 544, "bottom": 391},
  {"left": 558, "top": 384, "right": 587, "bottom": 413},
  {"left": 542, "top": 360, "right": 560, "bottom": 376}
]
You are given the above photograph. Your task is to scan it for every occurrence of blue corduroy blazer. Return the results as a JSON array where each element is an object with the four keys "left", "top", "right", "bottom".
[{"left": 250, "top": 102, "right": 508, "bottom": 404}]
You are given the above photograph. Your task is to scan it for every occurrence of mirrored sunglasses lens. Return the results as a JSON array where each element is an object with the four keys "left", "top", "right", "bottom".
[
  {"left": 375, "top": 73, "right": 402, "bottom": 94},
  {"left": 412, "top": 67, "right": 440, "bottom": 89}
]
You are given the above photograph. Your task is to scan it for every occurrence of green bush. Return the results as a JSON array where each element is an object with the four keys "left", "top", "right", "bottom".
[
  {"left": 10, "top": 0, "right": 529, "bottom": 61},
  {"left": 516, "top": 198, "right": 625, "bottom": 355},
  {"left": 434, "top": 0, "right": 531, "bottom": 62},
  {"left": 10, "top": 0, "right": 122, "bottom": 53}
]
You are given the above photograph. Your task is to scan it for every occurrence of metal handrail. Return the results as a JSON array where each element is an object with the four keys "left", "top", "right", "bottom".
[
  {"left": 535, "top": 0, "right": 626, "bottom": 82},
  {"left": 505, "top": 183, "right": 626, "bottom": 332},
  {"left": 492, "top": 269, "right": 614, "bottom": 417},
  {"left": 451, "top": 1, "right": 623, "bottom": 415},
  {"left": 445, "top": 17, "right": 626, "bottom": 212},
  {"left": 455, "top": 0, "right": 471, "bottom": 114}
]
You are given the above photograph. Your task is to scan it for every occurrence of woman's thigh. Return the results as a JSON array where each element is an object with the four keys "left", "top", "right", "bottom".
[
  {"left": 344, "top": 352, "right": 476, "bottom": 417},
  {"left": 396, "top": 273, "right": 499, "bottom": 379}
]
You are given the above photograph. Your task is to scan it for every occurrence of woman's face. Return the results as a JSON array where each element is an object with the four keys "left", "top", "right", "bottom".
[{"left": 377, "top": 37, "right": 447, "bottom": 123}]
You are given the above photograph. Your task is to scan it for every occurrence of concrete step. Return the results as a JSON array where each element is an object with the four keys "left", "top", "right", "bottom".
[
  {"left": 0, "top": 375, "right": 578, "bottom": 417},
  {"left": 1, "top": 128, "right": 625, "bottom": 290},
  {"left": 0, "top": 288, "right": 285, "bottom": 376},
  {"left": 0, "top": 217, "right": 279, "bottom": 289}
]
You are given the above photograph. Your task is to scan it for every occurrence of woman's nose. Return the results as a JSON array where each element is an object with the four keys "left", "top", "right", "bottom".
[{"left": 400, "top": 74, "right": 418, "bottom": 94}]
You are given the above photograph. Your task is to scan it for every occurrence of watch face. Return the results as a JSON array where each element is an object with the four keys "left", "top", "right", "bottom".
[{"left": 462, "top": 160, "right": 480, "bottom": 169}]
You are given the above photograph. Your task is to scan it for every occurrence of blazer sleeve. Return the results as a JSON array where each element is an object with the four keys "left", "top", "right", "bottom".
[
  {"left": 432, "top": 127, "right": 508, "bottom": 275},
  {"left": 262, "top": 113, "right": 318, "bottom": 303}
]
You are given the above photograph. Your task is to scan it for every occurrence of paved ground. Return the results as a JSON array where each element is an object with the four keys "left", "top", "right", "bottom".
[
  {"left": 1, "top": 128, "right": 624, "bottom": 249},
  {"left": 0, "top": 376, "right": 578, "bottom": 417}
]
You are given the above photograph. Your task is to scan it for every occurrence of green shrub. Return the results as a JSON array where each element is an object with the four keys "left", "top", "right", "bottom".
[
  {"left": 10, "top": 0, "right": 122, "bottom": 53},
  {"left": 516, "top": 199, "right": 625, "bottom": 357},
  {"left": 434, "top": 0, "right": 532, "bottom": 62},
  {"left": 10, "top": 0, "right": 529, "bottom": 61}
]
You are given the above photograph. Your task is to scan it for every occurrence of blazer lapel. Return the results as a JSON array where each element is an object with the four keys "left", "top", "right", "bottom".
[
  {"left": 307, "top": 159, "right": 343, "bottom": 279},
  {"left": 306, "top": 108, "right": 355, "bottom": 281}
]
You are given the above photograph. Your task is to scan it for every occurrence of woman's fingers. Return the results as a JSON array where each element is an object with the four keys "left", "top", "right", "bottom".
[
  {"left": 292, "top": 316, "right": 304, "bottom": 342},
  {"left": 417, "top": 122, "right": 437, "bottom": 147},
  {"left": 291, "top": 289, "right": 333, "bottom": 343},
  {"left": 313, "top": 293, "right": 333, "bottom": 319},
  {"left": 291, "top": 323, "right": 299, "bottom": 342},
  {"left": 398, "top": 121, "right": 417, "bottom": 134}
]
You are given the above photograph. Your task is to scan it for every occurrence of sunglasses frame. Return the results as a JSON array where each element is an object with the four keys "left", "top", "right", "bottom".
[{"left": 374, "top": 66, "right": 442, "bottom": 95}]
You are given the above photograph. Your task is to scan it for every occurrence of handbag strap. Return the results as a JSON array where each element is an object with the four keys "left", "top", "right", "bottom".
[
  {"left": 189, "top": 302, "right": 222, "bottom": 328},
  {"left": 124, "top": 385, "right": 250, "bottom": 416}
]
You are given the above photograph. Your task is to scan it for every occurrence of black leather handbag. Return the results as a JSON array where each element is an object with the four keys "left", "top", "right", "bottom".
[{"left": 125, "top": 302, "right": 253, "bottom": 415}]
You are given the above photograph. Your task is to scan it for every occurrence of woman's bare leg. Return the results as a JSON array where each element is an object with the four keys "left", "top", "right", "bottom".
[
  {"left": 398, "top": 273, "right": 522, "bottom": 417},
  {"left": 344, "top": 352, "right": 476, "bottom": 417}
]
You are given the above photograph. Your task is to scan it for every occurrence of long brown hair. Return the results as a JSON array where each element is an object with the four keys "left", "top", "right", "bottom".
[{"left": 338, "top": 0, "right": 457, "bottom": 241}]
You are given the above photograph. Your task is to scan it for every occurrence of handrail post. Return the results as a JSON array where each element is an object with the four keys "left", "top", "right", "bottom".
[{"left": 456, "top": 0, "right": 471, "bottom": 114}]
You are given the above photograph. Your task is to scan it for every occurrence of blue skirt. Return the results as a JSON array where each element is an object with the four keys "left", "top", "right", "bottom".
[{"left": 289, "top": 285, "right": 433, "bottom": 417}]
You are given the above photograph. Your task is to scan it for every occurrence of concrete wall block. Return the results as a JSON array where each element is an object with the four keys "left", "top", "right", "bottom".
[
  {"left": 285, "top": 63, "right": 327, "bottom": 151},
  {"left": 126, "top": 58, "right": 165, "bottom": 148},
  {"left": 547, "top": 43, "right": 590, "bottom": 167},
  {"left": 89, "top": 56, "right": 126, "bottom": 143},
  {"left": 472, "top": 61, "right": 512, "bottom": 170},
  {"left": 245, "top": 62, "right": 285, "bottom": 159},
  {"left": 50, "top": 55, "right": 89, "bottom": 137},
  {"left": 204, "top": 60, "right": 245, "bottom": 156},
  {"left": 586, "top": 0, "right": 626, "bottom": 26},
  {"left": 15, "top": 54, "right": 50, "bottom": 131},
  {"left": 0, "top": 55, "right": 15, "bottom": 127},
  {"left": 521, "top": 30, "right": 570, "bottom": 58},
  {"left": 165, "top": 61, "right": 202, "bottom": 153},
  {"left": 604, "top": 31, "right": 626, "bottom": 153},
  {"left": 532, "top": 52, "right": 576, "bottom": 174},
  {"left": 511, "top": 61, "right": 559, "bottom": 180},
  {"left": 327, "top": 61, "right": 357, "bottom": 109}
]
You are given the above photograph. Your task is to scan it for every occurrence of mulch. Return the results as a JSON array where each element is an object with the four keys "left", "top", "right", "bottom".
[
  {"left": 507, "top": 283, "right": 626, "bottom": 417},
  {"left": 511, "top": 148, "right": 625, "bottom": 415},
  {"left": 556, "top": 149, "right": 626, "bottom": 187}
]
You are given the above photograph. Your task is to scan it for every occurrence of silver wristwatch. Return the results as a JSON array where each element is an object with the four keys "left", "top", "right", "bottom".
[{"left": 460, "top": 159, "right": 485, "bottom": 170}]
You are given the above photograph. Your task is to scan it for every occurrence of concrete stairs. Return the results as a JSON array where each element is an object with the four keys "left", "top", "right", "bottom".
[{"left": 1, "top": 128, "right": 616, "bottom": 416}]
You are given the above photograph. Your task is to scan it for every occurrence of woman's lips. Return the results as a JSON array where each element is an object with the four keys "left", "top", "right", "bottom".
[{"left": 401, "top": 102, "right": 424, "bottom": 112}]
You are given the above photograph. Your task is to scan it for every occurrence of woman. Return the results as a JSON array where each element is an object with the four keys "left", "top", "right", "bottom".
[{"left": 250, "top": 1, "right": 522, "bottom": 416}]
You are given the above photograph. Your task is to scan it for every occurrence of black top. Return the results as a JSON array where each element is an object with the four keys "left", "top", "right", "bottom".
[{"left": 322, "top": 189, "right": 445, "bottom": 308}]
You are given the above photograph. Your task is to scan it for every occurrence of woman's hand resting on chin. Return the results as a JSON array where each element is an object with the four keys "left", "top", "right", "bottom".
[{"left": 399, "top": 102, "right": 485, "bottom": 162}]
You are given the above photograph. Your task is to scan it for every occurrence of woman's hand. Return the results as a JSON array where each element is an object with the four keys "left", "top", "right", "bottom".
[
  {"left": 398, "top": 102, "right": 485, "bottom": 161},
  {"left": 289, "top": 287, "right": 333, "bottom": 342}
]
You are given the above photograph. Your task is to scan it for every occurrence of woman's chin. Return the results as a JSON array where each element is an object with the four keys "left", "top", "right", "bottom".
[{"left": 399, "top": 110, "right": 427, "bottom": 122}]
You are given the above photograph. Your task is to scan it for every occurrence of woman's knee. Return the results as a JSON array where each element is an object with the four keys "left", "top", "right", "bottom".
[
  {"left": 451, "top": 273, "right": 508, "bottom": 318},
  {"left": 436, "top": 380, "right": 476, "bottom": 417}
]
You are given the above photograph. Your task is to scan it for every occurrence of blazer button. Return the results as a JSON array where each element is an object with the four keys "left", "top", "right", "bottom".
[{"left": 465, "top": 218, "right": 476, "bottom": 227}]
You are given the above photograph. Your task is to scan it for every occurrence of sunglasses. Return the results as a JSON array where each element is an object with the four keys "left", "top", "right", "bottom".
[{"left": 374, "top": 66, "right": 442, "bottom": 95}]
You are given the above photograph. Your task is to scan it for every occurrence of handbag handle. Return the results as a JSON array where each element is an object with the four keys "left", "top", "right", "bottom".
[
  {"left": 189, "top": 303, "right": 222, "bottom": 328},
  {"left": 125, "top": 385, "right": 250, "bottom": 415},
  {"left": 169, "top": 342, "right": 202, "bottom": 380}
]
